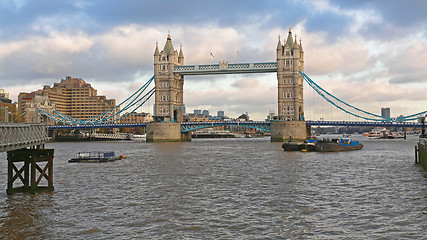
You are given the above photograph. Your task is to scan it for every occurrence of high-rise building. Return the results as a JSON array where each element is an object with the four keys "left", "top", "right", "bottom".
[
  {"left": 19, "top": 76, "right": 116, "bottom": 122},
  {"left": 202, "top": 110, "right": 209, "bottom": 116},
  {"left": 217, "top": 110, "right": 225, "bottom": 117},
  {"left": 194, "top": 109, "right": 201, "bottom": 115},
  {"left": 381, "top": 108, "right": 390, "bottom": 119}
]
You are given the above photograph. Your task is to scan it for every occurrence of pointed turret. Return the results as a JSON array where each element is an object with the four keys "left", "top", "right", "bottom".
[
  {"left": 276, "top": 35, "right": 282, "bottom": 50},
  {"left": 276, "top": 35, "right": 282, "bottom": 55},
  {"left": 299, "top": 38, "right": 303, "bottom": 51},
  {"left": 178, "top": 44, "right": 184, "bottom": 65},
  {"left": 154, "top": 41, "right": 159, "bottom": 56},
  {"left": 163, "top": 33, "right": 175, "bottom": 55},
  {"left": 285, "top": 27, "right": 293, "bottom": 49}
]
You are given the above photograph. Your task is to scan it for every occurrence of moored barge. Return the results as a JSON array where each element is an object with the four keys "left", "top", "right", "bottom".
[{"left": 282, "top": 138, "right": 363, "bottom": 152}]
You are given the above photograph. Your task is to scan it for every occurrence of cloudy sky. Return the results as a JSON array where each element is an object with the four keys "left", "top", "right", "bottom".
[{"left": 1, "top": 0, "right": 427, "bottom": 120}]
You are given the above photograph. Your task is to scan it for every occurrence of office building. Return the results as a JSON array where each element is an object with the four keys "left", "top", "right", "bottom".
[{"left": 381, "top": 108, "right": 390, "bottom": 119}]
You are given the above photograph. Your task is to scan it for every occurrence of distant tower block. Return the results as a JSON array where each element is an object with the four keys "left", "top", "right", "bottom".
[
  {"left": 276, "top": 26, "right": 304, "bottom": 121},
  {"left": 153, "top": 33, "right": 184, "bottom": 122}
]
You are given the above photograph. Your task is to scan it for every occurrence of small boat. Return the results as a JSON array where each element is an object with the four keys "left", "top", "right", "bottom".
[
  {"left": 69, "top": 152, "right": 125, "bottom": 163},
  {"left": 315, "top": 138, "right": 363, "bottom": 152}
]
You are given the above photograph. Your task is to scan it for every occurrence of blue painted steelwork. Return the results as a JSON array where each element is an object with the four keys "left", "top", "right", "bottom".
[
  {"left": 174, "top": 62, "right": 278, "bottom": 75},
  {"left": 306, "top": 120, "right": 422, "bottom": 127},
  {"left": 300, "top": 71, "right": 427, "bottom": 122}
]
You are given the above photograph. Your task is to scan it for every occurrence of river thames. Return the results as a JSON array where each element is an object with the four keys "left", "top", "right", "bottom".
[{"left": 0, "top": 135, "right": 425, "bottom": 239}]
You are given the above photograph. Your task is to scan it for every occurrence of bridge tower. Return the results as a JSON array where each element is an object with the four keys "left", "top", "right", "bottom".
[
  {"left": 147, "top": 34, "right": 189, "bottom": 142},
  {"left": 153, "top": 33, "right": 185, "bottom": 122},
  {"left": 276, "top": 27, "right": 304, "bottom": 121},
  {"left": 272, "top": 27, "right": 309, "bottom": 141}
]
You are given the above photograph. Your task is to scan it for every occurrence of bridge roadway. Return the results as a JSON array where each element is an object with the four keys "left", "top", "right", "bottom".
[
  {"left": 46, "top": 120, "right": 423, "bottom": 132},
  {"left": 173, "top": 62, "right": 278, "bottom": 75},
  {"left": 0, "top": 123, "right": 50, "bottom": 152}
]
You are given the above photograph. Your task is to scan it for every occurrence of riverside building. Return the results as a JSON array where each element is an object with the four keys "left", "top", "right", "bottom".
[{"left": 19, "top": 76, "right": 116, "bottom": 123}]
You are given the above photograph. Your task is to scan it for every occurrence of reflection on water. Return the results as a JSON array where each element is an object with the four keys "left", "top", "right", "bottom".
[{"left": 0, "top": 136, "right": 425, "bottom": 239}]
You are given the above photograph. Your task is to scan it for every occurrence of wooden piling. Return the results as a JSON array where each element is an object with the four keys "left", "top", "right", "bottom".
[{"left": 6, "top": 148, "right": 54, "bottom": 194}]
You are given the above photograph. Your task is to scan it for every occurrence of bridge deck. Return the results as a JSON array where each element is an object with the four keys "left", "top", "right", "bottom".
[
  {"left": 173, "top": 62, "right": 278, "bottom": 75},
  {"left": 0, "top": 123, "right": 50, "bottom": 152}
]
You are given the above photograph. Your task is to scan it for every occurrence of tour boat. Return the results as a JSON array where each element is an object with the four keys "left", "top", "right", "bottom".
[
  {"left": 69, "top": 152, "right": 125, "bottom": 163},
  {"left": 365, "top": 127, "right": 405, "bottom": 139}
]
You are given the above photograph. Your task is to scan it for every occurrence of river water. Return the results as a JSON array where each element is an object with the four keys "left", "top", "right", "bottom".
[{"left": 0, "top": 135, "right": 425, "bottom": 239}]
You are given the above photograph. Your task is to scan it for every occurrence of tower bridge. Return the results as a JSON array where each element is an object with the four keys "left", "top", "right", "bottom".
[{"left": 149, "top": 28, "right": 305, "bottom": 142}]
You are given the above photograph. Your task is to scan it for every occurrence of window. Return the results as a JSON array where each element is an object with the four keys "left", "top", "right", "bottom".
[
  {"left": 286, "top": 51, "right": 290, "bottom": 56},
  {"left": 286, "top": 60, "right": 289, "bottom": 66},
  {"left": 290, "top": 79, "right": 293, "bottom": 84}
]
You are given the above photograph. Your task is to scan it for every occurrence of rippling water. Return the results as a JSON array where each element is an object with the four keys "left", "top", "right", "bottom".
[{"left": 0, "top": 135, "right": 425, "bottom": 239}]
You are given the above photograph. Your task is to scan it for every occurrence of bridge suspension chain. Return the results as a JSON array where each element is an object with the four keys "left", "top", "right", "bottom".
[{"left": 300, "top": 71, "right": 426, "bottom": 122}]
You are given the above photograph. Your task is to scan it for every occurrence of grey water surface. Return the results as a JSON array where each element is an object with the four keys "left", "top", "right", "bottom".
[{"left": 0, "top": 135, "right": 425, "bottom": 239}]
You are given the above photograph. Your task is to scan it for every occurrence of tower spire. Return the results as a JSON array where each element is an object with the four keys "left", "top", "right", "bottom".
[
  {"left": 276, "top": 34, "right": 282, "bottom": 52},
  {"left": 154, "top": 41, "right": 159, "bottom": 56}
]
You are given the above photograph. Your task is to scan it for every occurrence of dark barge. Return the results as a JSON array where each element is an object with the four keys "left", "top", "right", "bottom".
[{"left": 282, "top": 138, "right": 363, "bottom": 152}]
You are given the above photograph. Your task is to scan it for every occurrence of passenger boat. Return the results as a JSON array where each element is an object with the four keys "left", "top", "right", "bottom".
[
  {"left": 365, "top": 127, "right": 405, "bottom": 139},
  {"left": 69, "top": 152, "right": 125, "bottom": 163}
]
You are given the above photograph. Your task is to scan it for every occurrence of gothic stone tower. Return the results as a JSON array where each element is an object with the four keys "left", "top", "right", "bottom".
[
  {"left": 153, "top": 34, "right": 184, "bottom": 122},
  {"left": 276, "top": 27, "right": 304, "bottom": 121},
  {"left": 271, "top": 27, "right": 308, "bottom": 142}
]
